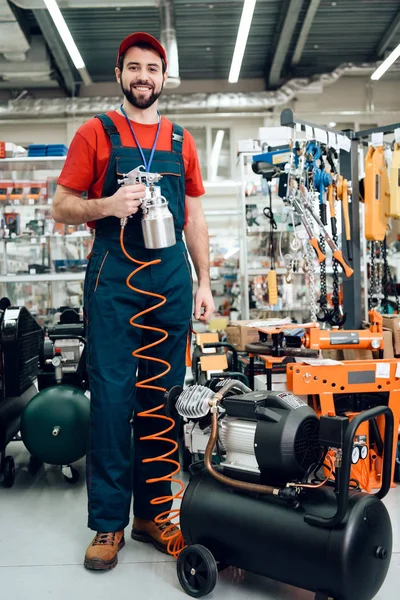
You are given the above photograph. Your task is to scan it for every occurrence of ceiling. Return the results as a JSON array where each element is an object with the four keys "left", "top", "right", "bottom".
[{"left": 1, "top": 0, "right": 400, "bottom": 97}]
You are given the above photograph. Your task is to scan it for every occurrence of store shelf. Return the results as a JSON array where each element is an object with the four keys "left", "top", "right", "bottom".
[
  {"left": 0, "top": 156, "right": 66, "bottom": 169},
  {"left": 4, "top": 204, "right": 52, "bottom": 210},
  {"left": 0, "top": 272, "right": 85, "bottom": 283}
]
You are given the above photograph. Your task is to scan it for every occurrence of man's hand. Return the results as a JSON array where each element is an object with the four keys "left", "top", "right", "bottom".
[
  {"left": 107, "top": 184, "right": 146, "bottom": 219},
  {"left": 194, "top": 285, "right": 215, "bottom": 322}
]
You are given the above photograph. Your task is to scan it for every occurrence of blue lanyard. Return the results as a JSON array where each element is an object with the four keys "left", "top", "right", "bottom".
[{"left": 120, "top": 104, "right": 161, "bottom": 173}]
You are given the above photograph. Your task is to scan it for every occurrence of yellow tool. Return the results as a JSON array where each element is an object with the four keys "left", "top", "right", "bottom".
[
  {"left": 337, "top": 175, "right": 353, "bottom": 261},
  {"left": 267, "top": 270, "right": 278, "bottom": 305},
  {"left": 364, "top": 146, "right": 390, "bottom": 241},
  {"left": 389, "top": 142, "right": 400, "bottom": 218}
]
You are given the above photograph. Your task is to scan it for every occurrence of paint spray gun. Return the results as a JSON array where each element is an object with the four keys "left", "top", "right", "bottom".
[{"left": 117, "top": 165, "right": 176, "bottom": 249}]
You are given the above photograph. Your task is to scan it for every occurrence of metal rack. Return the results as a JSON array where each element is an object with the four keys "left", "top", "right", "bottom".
[
  {"left": 280, "top": 109, "right": 400, "bottom": 329},
  {"left": 342, "top": 121, "right": 400, "bottom": 328}
]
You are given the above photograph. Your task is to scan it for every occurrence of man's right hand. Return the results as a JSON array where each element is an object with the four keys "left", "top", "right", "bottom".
[{"left": 106, "top": 184, "right": 146, "bottom": 219}]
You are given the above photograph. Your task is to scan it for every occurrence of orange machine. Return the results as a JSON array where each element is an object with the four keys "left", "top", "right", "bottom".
[
  {"left": 244, "top": 310, "right": 398, "bottom": 491},
  {"left": 256, "top": 309, "right": 384, "bottom": 353},
  {"left": 286, "top": 359, "right": 400, "bottom": 490}
]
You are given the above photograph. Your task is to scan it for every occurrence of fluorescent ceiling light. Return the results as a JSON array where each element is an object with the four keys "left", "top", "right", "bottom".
[
  {"left": 371, "top": 43, "right": 400, "bottom": 81},
  {"left": 228, "top": 0, "right": 256, "bottom": 83},
  {"left": 43, "top": 0, "right": 92, "bottom": 85}
]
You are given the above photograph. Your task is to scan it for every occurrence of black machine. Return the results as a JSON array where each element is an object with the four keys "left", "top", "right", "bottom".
[
  {"left": 0, "top": 303, "right": 90, "bottom": 488},
  {"left": 20, "top": 307, "right": 90, "bottom": 484},
  {"left": 37, "top": 307, "right": 88, "bottom": 391},
  {"left": 166, "top": 379, "right": 394, "bottom": 600},
  {"left": 0, "top": 298, "right": 43, "bottom": 487}
]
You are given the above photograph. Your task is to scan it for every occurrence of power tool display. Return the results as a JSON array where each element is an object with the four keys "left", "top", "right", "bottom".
[
  {"left": 253, "top": 137, "right": 354, "bottom": 326},
  {"left": 166, "top": 379, "right": 394, "bottom": 600}
]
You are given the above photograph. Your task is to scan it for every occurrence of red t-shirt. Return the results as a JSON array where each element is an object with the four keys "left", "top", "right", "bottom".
[{"left": 58, "top": 111, "right": 205, "bottom": 226}]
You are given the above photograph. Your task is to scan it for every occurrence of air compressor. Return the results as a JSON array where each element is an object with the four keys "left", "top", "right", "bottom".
[{"left": 166, "top": 379, "right": 394, "bottom": 600}]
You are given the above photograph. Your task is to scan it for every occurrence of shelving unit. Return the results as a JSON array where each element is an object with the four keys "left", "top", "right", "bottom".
[{"left": 0, "top": 156, "right": 89, "bottom": 325}]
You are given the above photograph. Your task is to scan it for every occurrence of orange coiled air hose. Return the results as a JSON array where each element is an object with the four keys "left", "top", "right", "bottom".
[{"left": 119, "top": 227, "right": 186, "bottom": 559}]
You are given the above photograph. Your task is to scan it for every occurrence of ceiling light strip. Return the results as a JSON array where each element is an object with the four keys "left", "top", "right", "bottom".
[
  {"left": 43, "top": 0, "right": 93, "bottom": 85},
  {"left": 228, "top": 0, "right": 257, "bottom": 83},
  {"left": 371, "top": 43, "right": 400, "bottom": 81}
]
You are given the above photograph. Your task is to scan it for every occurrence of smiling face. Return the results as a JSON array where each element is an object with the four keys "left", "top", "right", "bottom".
[{"left": 115, "top": 45, "right": 168, "bottom": 110}]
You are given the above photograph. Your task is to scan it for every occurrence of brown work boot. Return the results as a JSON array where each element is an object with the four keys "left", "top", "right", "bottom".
[
  {"left": 84, "top": 531, "right": 125, "bottom": 571},
  {"left": 131, "top": 517, "right": 180, "bottom": 554}
]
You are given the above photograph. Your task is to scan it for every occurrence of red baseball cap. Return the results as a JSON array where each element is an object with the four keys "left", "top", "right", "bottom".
[{"left": 117, "top": 32, "right": 167, "bottom": 67}]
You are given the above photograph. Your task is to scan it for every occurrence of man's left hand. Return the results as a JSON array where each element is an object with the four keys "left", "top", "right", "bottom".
[{"left": 194, "top": 285, "right": 215, "bottom": 322}]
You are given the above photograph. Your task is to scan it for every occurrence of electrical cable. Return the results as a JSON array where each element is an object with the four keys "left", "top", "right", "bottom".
[
  {"left": 291, "top": 454, "right": 335, "bottom": 489},
  {"left": 119, "top": 226, "right": 186, "bottom": 559}
]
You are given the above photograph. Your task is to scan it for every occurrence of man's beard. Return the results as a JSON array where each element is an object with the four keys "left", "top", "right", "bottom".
[{"left": 121, "top": 79, "right": 163, "bottom": 109}]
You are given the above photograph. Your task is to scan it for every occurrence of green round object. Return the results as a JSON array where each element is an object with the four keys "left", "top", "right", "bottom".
[{"left": 21, "top": 385, "right": 90, "bottom": 466}]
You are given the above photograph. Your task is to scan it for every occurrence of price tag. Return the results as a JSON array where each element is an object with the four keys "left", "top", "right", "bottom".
[
  {"left": 328, "top": 132, "right": 337, "bottom": 148},
  {"left": 30, "top": 237, "right": 37, "bottom": 244},
  {"left": 305, "top": 125, "right": 314, "bottom": 140},
  {"left": 29, "top": 268, "right": 36, "bottom": 275},
  {"left": 295, "top": 123, "right": 303, "bottom": 133},
  {"left": 314, "top": 128, "right": 327, "bottom": 144},
  {"left": 28, "top": 198, "right": 34, "bottom": 205},
  {"left": 338, "top": 136, "right": 351, "bottom": 152},
  {"left": 376, "top": 362, "right": 390, "bottom": 379},
  {"left": 395, "top": 128, "right": 400, "bottom": 144},
  {"left": 40, "top": 236, "right": 46, "bottom": 244},
  {"left": 371, "top": 132, "right": 384, "bottom": 147}
]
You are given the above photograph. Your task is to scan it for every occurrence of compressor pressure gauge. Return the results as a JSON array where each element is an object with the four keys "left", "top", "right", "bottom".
[
  {"left": 52, "top": 356, "right": 62, "bottom": 368},
  {"left": 360, "top": 445, "right": 368, "bottom": 460},
  {"left": 352, "top": 445, "right": 361, "bottom": 464}
]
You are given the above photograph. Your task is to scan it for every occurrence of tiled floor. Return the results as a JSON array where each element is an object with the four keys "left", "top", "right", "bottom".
[{"left": 0, "top": 440, "right": 398, "bottom": 600}]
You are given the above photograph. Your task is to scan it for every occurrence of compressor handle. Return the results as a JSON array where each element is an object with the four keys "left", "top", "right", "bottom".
[
  {"left": 48, "top": 334, "right": 87, "bottom": 346},
  {"left": 203, "top": 342, "right": 239, "bottom": 372},
  {"left": 304, "top": 405, "right": 394, "bottom": 529}
]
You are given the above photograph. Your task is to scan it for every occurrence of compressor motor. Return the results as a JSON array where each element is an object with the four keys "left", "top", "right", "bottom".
[{"left": 166, "top": 379, "right": 394, "bottom": 600}]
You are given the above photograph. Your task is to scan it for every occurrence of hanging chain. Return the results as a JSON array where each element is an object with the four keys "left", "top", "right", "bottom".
[
  {"left": 306, "top": 240, "right": 317, "bottom": 322},
  {"left": 304, "top": 207, "right": 318, "bottom": 322},
  {"left": 318, "top": 233, "right": 327, "bottom": 314},
  {"left": 331, "top": 229, "right": 340, "bottom": 316},
  {"left": 376, "top": 242, "right": 383, "bottom": 311},
  {"left": 368, "top": 241, "right": 375, "bottom": 310},
  {"left": 382, "top": 238, "right": 389, "bottom": 314},
  {"left": 369, "top": 241, "right": 384, "bottom": 310},
  {"left": 381, "top": 237, "right": 400, "bottom": 313}
]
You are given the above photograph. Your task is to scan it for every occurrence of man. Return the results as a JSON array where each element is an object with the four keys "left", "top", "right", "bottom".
[{"left": 52, "top": 31, "right": 214, "bottom": 571}]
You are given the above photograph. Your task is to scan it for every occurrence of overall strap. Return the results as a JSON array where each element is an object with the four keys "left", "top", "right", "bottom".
[
  {"left": 95, "top": 113, "right": 122, "bottom": 147},
  {"left": 172, "top": 123, "right": 184, "bottom": 153}
]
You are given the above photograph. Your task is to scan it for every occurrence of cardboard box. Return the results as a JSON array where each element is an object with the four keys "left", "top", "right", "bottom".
[
  {"left": 382, "top": 316, "right": 400, "bottom": 355},
  {"left": 342, "top": 348, "right": 373, "bottom": 361},
  {"left": 375, "top": 329, "right": 395, "bottom": 359},
  {"left": 321, "top": 349, "right": 344, "bottom": 361},
  {"left": 226, "top": 320, "right": 260, "bottom": 351}
]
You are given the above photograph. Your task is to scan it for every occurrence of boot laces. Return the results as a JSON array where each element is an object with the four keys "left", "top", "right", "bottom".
[
  {"left": 157, "top": 520, "right": 179, "bottom": 533},
  {"left": 93, "top": 532, "right": 116, "bottom": 546}
]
